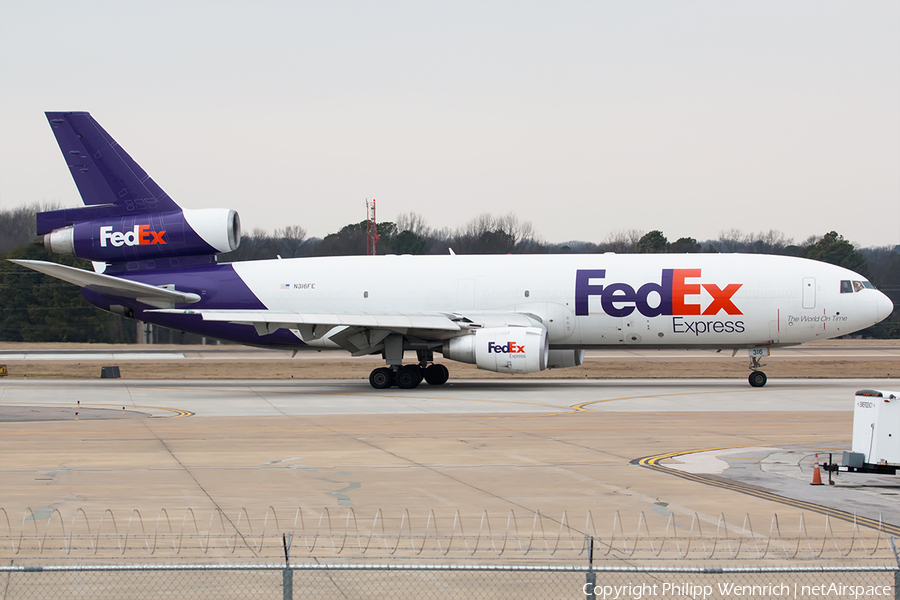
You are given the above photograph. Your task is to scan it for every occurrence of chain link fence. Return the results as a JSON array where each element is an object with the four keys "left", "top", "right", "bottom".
[{"left": 0, "top": 563, "right": 898, "bottom": 599}]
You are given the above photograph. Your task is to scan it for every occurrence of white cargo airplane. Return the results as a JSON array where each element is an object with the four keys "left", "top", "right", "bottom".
[{"left": 13, "top": 113, "right": 895, "bottom": 389}]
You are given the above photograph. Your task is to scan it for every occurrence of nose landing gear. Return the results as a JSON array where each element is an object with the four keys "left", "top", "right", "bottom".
[
  {"left": 748, "top": 370, "right": 767, "bottom": 387},
  {"left": 748, "top": 348, "right": 769, "bottom": 387}
]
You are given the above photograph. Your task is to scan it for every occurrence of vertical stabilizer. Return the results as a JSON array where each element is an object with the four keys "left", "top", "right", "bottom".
[{"left": 39, "top": 112, "right": 181, "bottom": 233}]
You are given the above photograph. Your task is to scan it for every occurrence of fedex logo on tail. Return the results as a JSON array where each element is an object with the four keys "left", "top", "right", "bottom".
[
  {"left": 100, "top": 225, "right": 166, "bottom": 248},
  {"left": 487, "top": 341, "right": 525, "bottom": 354},
  {"left": 575, "top": 269, "right": 742, "bottom": 318}
]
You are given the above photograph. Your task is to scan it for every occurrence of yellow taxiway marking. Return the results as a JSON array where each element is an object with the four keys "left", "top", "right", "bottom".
[
  {"left": 570, "top": 385, "right": 840, "bottom": 412},
  {"left": 0, "top": 385, "right": 582, "bottom": 416},
  {"left": 83, "top": 402, "right": 193, "bottom": 418},
  {"left": 0, "top": 402, "right": 192, "bottom": 418},
  {"left": 636, "top": 446, "right": 900, "bottom": 536}
]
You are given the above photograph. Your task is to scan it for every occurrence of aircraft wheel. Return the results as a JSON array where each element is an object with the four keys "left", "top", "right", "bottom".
[
  {"left": 423, "top": 364, "right": 450, "bottom": 386},
  {"left": 396, "top": 365, "right": 423, "bottom": 389},
  {"left": 369, "top": 367, "right": 394, "bottom": 389},
  {"left": 748, "top": 371, "right": 767, "bottom": 388}
]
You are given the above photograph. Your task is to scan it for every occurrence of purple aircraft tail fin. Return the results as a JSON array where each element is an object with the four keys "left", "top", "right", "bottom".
[
  {"left": 37, "top": 112, "right": 181, "bottom": 235},
  {"left": 36, "top": 112, "right": 241, "bottom": 267}
]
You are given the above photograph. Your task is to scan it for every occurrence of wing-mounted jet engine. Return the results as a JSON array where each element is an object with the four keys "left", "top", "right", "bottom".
[{"left": 442, "top": 327, "right": 549, "bottom": 374}]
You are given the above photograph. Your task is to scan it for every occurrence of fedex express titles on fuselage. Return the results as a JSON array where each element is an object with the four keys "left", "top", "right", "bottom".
[{"left": 228, "top": 251, "right": 877, "bottom": 350}]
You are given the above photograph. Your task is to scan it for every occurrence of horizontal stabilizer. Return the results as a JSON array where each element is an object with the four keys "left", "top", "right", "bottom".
[{"left": 10, "top": 259, "right": 200, "bottom": 309}]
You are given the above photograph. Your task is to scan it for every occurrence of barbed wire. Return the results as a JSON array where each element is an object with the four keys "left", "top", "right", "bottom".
[{"left": 0, "top": 507, "right": 894, "bottom": 560}]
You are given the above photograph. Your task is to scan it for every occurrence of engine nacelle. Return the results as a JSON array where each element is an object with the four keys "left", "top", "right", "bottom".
[
  {"left": 442, "top": 327, "right": 549, "bottom": 374},
  {"left": 547, "top": 349, "right": 585, "bottom": 369},
  {"left": 42, "top": 208, "right": 240, "bottom": 262}
]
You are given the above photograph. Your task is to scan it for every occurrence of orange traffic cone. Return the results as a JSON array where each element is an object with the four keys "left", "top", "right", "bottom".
[{"left": 810, "top": 453, "right": 824, "bottom": 486}]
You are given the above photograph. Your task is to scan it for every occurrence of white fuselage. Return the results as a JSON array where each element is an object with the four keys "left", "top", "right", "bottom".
[{"left": 230, "top": 253, "right": 892, "bottom": 350}]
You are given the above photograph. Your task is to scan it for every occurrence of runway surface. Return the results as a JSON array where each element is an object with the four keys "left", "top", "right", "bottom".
[
  {"left": 0, "top": 377, "right": 892, "bottom": 416},
  {"left": 1, "top": 377, "right": 898, "bottom": 560}
]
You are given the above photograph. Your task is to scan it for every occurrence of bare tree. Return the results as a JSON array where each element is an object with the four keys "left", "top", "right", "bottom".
[
  {"left": 395, "top": 212, "right": 431, "bottom": 238},
  {"left": 711, "top": 229, "right": 794, "bottom": 254},
  {"left": 0, "top": 202, "right": 60, "bottom": 253},
  {"left": 747, "top": 230, "right": 792, "bottom": 254},
  {"left": 600, "top": 229, "right": 644, "bottom": 253},
  {"left": 276, "top": 225, "right": 307, "bottom": 241},
  {"left": 274, "top": 225, "right": 308, "bottom": 258},
  {"left": 714, "top": 228, "right": 747, "bottom": 253},
  {"left": 451, "top": 213, "right": 543, "bottom": 254}
]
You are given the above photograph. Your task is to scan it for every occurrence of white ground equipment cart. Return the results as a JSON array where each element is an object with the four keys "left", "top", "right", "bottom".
[{"left": 824, "top": 389, "right": 899, "bottom": 477}]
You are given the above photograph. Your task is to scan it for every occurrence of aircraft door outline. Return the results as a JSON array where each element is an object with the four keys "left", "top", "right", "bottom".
[{"left": 802, "top": 277, "right": 816, "bottom": 309}]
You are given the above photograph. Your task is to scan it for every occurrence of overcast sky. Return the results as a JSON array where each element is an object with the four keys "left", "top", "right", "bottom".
[{"left": 1, "top": 0, "right": 898, "bottom": 248}]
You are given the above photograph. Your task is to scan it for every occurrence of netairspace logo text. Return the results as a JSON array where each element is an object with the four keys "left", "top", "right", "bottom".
[{"left": 582, "top": 580, "right": 893, "bottom": 599}]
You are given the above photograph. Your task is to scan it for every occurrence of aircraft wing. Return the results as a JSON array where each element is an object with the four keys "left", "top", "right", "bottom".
[
  {"left": 151, "top": 308, "right": 460, "bottom": 333},
  {"left": 10, "top": 259, "right": 201, "bottom": 309},
  {"left": 149, "top": 308, "right": 542, "bottom": 355}
]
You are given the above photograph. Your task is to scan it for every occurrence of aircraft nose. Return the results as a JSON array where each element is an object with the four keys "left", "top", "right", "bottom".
[{"left": 876, "top": 291, "right": 894, "bottom": 322}]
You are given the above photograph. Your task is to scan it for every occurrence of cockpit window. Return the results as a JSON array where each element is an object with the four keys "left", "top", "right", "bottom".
[{"left": 841, "top": 280, "right": 874, "bottom": 293}]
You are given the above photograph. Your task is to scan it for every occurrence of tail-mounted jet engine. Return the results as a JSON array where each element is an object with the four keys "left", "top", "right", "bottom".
[
  {"left": 441, "top": 327, "right": 549, "bottom": 374},
  {"left": 39, "top": 208, "right": 240, "bottom": 262}
]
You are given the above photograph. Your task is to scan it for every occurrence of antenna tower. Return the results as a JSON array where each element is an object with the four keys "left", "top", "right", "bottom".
[{"left": 365, "top": 199, "right": 378, "bottom": 256}]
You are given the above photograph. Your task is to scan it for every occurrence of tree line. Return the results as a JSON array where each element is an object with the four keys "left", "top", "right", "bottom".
[{"left": 1, "top": 204, "right": 897, "bottom": 341}]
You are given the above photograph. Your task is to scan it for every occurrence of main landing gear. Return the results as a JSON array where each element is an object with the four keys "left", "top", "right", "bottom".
[
  {"left": 369, "top": 343, "right": 450, "bottom": 390},
  {"left": 369, "top": 363, "right": 449, "bottom": 390}
]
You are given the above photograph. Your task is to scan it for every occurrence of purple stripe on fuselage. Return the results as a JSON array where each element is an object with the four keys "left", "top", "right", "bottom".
[{"left": 123, "top": 263, "right": 265, "bottom": 310}]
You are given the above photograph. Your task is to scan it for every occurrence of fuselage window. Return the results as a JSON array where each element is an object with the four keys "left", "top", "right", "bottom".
[
  {"left": 840, "top": 280, "right": 853, "bottom": 293},
  {"left": 853, "top": 281, "right": 864, "bottom": 292}
]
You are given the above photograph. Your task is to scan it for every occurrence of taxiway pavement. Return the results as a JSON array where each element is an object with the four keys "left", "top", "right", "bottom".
[{"left": 1, "top": 377, "right": 898, "bottom": 560}]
